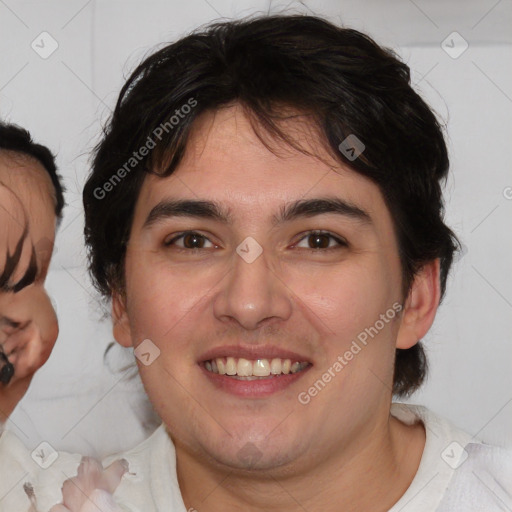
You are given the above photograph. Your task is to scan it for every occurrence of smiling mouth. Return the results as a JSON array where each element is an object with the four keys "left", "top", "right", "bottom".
[{"left": 203, "top": 357, "right": 311, "bottom": 380}]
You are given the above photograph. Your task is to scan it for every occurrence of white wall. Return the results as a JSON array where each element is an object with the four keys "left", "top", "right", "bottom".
[{"left": 1, "top": 0, "right": 511, "bottom": 455}]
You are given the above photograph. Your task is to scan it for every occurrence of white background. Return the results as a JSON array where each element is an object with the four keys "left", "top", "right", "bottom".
[{"left": 1, "top": 0, "right": 511, "bottom": 456}]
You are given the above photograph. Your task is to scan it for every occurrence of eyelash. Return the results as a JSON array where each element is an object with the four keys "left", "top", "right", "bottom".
[
  {"left": 295, "top": 231, "right": 348, "bottom": 250},
  {"left": 164, "top": 230, "right": 347, "bottom": 252}
]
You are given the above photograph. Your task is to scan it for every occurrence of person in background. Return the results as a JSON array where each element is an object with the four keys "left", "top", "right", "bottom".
[{"left": 0, "top": 122, "right": 64, "bottom": 424}]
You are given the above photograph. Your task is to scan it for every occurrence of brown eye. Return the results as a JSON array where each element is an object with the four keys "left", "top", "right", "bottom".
[
  {"left": 295, "top": 231, "right": 347, "bottom": 250},
  {"left": 308, "top": 233, "right": 331, "bottom": 249},
  {"left": 164, "top": 231, "right": 214, "bottom": 250},
  {"left": 182, "top": 233, "right": 205, "bottom": 248}
]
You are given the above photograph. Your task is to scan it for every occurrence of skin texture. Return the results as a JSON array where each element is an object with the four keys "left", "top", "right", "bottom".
[
  {"left": 113, "top": 104, "right": 440, "bottom": 512},
  {"left": 0, "top": 152, "right": 59, "bottom": 421}
]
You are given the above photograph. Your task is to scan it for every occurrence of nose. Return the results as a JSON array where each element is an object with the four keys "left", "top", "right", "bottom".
[{"left": 212, "top": 245, "right": 293, "bottom": 330}]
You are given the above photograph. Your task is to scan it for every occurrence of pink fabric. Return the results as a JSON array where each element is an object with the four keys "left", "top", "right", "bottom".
[{"left": 47, "top": 456, "right": 129, "bottom": 512}]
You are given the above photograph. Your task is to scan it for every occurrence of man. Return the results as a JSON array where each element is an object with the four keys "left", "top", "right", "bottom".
[
  {"left": 1, "top": 14, "right": 510, "bottom": 512},
  {"left": 0, "top": 123, "right": 64, "bottom": 422}
]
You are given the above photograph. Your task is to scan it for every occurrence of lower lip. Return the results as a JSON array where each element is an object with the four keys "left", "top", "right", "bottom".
[{"left": 199, "top": 364, "right": 312, "bottom": 398}]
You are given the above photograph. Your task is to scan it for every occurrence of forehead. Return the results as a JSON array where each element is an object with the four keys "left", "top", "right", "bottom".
[
  {"left": 137, "top": 104, "right": 392, "bottom": 232},
  {"left": 0, "top": 152, "right": 55, "bottom": 209},
  {"left": 0, "top": 152, "right": 56, "bottom": 246}
]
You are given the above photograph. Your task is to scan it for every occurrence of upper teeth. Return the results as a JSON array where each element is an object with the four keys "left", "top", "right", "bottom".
[{"left": 204, "top": 357, "right": 309, "bottom": 377}]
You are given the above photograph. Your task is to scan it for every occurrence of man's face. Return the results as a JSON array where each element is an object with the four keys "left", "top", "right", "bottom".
[{"left": 115, "top": 104, "right": 416, "bottom": 473}]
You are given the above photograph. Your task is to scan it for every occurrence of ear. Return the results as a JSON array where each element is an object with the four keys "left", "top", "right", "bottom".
[
  {"left": 112, "top": 292, "right": 133, "bottom": 348},
  {"left": 396, "top": 259, "right": 441, "bottom": 350}
]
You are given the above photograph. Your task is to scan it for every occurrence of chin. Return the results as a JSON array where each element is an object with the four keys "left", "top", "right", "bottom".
[
  {"left": 206, "top": 444, "right": 299, "bottom": 473},
  {"left": 192, "top": 426, "right": 305, "bottom": 474}
]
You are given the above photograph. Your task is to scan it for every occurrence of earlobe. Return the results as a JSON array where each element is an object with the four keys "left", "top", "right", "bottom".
[
  {"left": 112, "top": 292, "right": 133, "bottom": 348},
  {"left": 396, "top": 259, "right": 441, "bottom": 350}
]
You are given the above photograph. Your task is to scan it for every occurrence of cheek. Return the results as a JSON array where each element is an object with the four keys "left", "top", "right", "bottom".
[
  {"left": 124, "top": 250, "right": 216, "bottom": 341},
  {"left": 293, "top": 263, "right": 400, "bottom": 409},
  {"left": 286, "top": 259, "right": 395, "bottom": 340}
]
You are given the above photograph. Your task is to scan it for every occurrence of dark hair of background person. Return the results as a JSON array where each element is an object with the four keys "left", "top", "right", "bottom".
[
  {"left": 83, "top": 14, "right": 461, "bottom": 398},
  {"left": 0, "top": 122, "right": 65, "bottom": 220}
]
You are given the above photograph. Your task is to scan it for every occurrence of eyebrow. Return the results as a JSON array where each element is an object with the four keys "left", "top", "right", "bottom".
[
  {"left": 143, "top": 197, "right": 372, "bottom": 229},
  {"left": 143, "top": 200, "right": 231, "bottom": 228},
  {"left": 275, "top": 197, "right": 372, "bottom": 226},
  {"left": 0, "top": 226, "right": 38, "bottom": 293}
]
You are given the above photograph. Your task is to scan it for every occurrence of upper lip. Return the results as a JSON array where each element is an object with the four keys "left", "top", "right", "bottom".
[{"left": 198, "top": 345, "right": 312, "bottom": 364}]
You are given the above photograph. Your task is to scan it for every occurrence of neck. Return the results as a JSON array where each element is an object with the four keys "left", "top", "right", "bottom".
[{"left": 174, "top": 412, "right": 425, "bottom": 512}]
